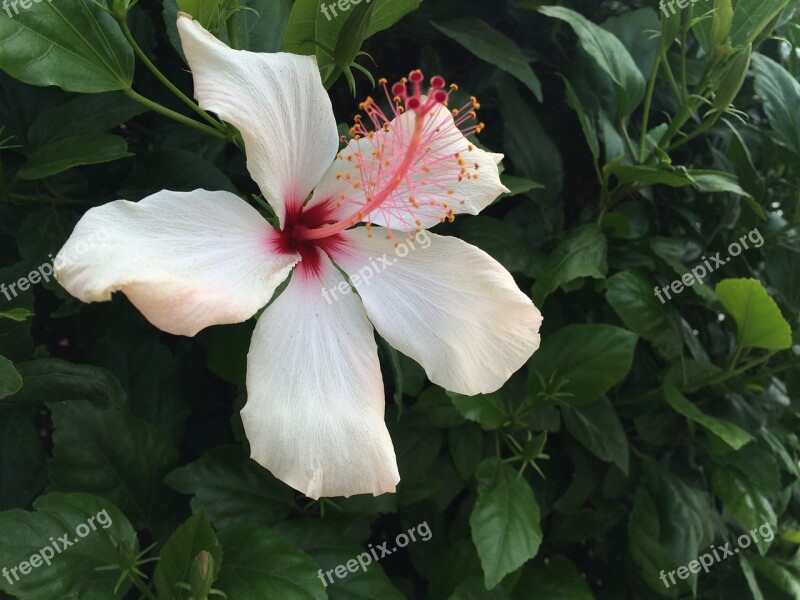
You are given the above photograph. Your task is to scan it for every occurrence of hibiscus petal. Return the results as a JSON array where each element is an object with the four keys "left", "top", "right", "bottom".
[
  {"left": 331, "top": 228, "right": 542, "bottom": 395},
  {"left": 242, "top": 249, "right": 399, "bottom": 499},
  {"left": 55, "top": 189, "right": 298, "bottom": 337},
  {"left": 307, "top": 103, "right": 508, "bottom": 232},
  {"left": 177, "top": 15, "right": 338, "bottom": 226}
]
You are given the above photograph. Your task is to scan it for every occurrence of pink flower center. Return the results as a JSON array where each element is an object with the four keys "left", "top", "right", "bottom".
[{"left": 293, "top": 70, "right": 484, "bottom": 244}]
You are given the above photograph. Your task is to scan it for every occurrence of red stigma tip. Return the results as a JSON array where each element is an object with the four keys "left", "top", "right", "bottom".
[
  {"left": 409, "top": 70, "right": 424, "bottom": 83},
  {"left": 430, "top": 75, "right": 445, "bottom": 88},
  {"left": 391, "top": 82, "right": 406, "bottom": 96},
  {"left": 433, "top": 90, "right": 448, "bottom": 103},
  {"left": 407, "top": 97, "right": 421, "bottom": 110}
]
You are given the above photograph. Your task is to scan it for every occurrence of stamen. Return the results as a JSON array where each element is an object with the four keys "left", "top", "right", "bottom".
[{"left": 297, "top": 69, "right": 486, "bottom": 241}]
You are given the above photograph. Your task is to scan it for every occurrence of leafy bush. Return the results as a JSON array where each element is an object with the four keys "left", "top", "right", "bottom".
[{"left": 1, "top": 0, "right": 799, "bottom": 598}]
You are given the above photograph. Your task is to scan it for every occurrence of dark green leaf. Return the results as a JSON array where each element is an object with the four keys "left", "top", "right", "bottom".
[
  {"left": 664, "top": 386, "right": 753, "bottom": 450},
  {"left": 562, "top": 397, "right": 629, "bottom": 474},
  {"left": 527, "top": 324, "right": 638, "bottom": 405},
  {"left": 47, "top": 399, "right": 178, "bottom": 528},
  {"left": 538, "top": 5, "right": 645, "bottom": 116},
  {"left": 216, "top": 523, "right": 326, "bottom": 599},
  {"left": 154, "top": 511, "right": 223, "bottom": 600},
  {"left": 470, "top": 458, "right": 542, "bottom": 589},
  {"left": 0, "top": 492, "right": 137, "bottom": 599},
  {"left": 19, "top": 133, "right": 131, "bottom": 180},
  {"left": 165, "top": 445, "right": 294, "bottom": 529},
  {"left": 0, "top": 355, "right": 22, "bottom": 399},
  {"left": 432, "top": 18, "right": 542, "bottom": 101},
  {"left": 531, "top": 225, "right": 607, "bottom": 305},
  {"left": 0, "top": 0, "right": 134, "bottom": 93}
]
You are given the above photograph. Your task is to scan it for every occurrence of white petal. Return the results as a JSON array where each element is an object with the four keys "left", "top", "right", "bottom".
[
  {"left": 55, "top": 189, "right": 298, "bottom": 337},
  {"left": 307, "top": 103, "right": 508, "bottom": 231},
  {"left": 242, "top": 250, "right": 399, "bottom": 499},
  {"left": 177, "top": 16, "right": 338, "bottom": 227},
  {"left": 331, "top": 228, "right": 542, "bottom": 395}
]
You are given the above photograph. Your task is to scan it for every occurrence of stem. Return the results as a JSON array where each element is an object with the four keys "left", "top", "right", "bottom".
[
  {"left": 638, "top": 53, "right": 662, "bottom": 163},
  {"left": 123, "top": 89, "right": 228, "bottom": 140},
  {"left": 620, "top": 119, "right": 637, "bottom": 161},
  {"left": 664, "top": 110, "right": 723, "bottom": 153},
  {"left": 128, "top": 572, "right": 158, "bottom": 600},
  {"left": 226, "top": 2, "right": 241, "bottom": 49},
  {"left": 116, "top": 14, "right": 225, "bottom": 131}
]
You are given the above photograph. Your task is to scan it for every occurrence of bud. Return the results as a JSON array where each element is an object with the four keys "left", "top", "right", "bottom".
[{"left": 190, "top": 550, "right": 216, "bottom": 599}]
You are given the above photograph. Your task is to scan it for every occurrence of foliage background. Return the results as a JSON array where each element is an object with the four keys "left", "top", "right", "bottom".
[{"left": 1, "top": 0, "right": 799, "bottom": 598}]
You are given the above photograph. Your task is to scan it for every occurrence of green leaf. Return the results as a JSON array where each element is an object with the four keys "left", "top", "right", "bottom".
[
  {"left": 155, "top": 511, "right": 223, "bottom": 600},
  {"left": 609, "top": 164, "right": 695, "bottom": 188},
  {"left": 606, "top": 271, "right": 683, "bottom": 358},
  {"left": 499, "top": 174, "right": 544, "bottom": 197},
  {"left": 664, "top": 386, "right": 753, "bottom": 450},
  {"left": 0, "top": 0, "right": 134, "bottom": 93},
  {"left": 562, "top": 397, "right": 629, "bottom": 474},
  {"left": 47, "top": 399, "right": 178, "bottom": 528},
  {"left": 730, "top": 0, "right": 793, "bottom": 46},
  {"left": 27, "top": 91, "right": 145, "bottom": 149},
  {"left": 512, "top": 556, "right": 595, "bottom": 600},
  {"left": 333, "top": 0, "right": 377, "bottom": 67},
  {"left": 275, "top": 520, "right": 406, "bottom": 600},
  {"left": 562, "top": 77, "right": 599, "bottom": 160},
  {"left": 470, "top": 458, "right": 542, "bottom": 589},
  {"left": 432, "top": 18, "right": 542, "bottom": 101},
  {"left": 164, "top": 0, "right": 294, "bottom": 55},
  {"left": 712, "top": 466, "right": 777, "bottom": 555},
  {"left": 165, "top": 445, "right": 294, "bottom": 529},
  {"left": 498, "top": 85, "right": 563, "bottom": 206},
  {"left": 177, "top": 0, "right": 222, "bottom": 33},
  {"left": 0, "top": 355, "right": 22, "bottom": 400},
  {"left": 747, "top": 554, "right": 800, "bottom": 598},
  {"left": 642, "top": 460, "right": 714, "bottom": 571},
  {"left": 216, "top": 523, "right": 325, "bottom": 599},
  {"left": 527, "top": 324, "right": 638, "bottom": 405},
  {"left": 531, "top": 224, "right": 607, "bottom": 305},
  {"left": 690, "top": 170, "right": 753, "bottom": 198},
  {"left": 449, "top": 422, "right": 484, "bottom": 480},
  {"left": 460, "top": 217, "right": 530, "bottom": 273},
  {"left": 284, "top": 0, "right": 419, "bottom": 66},
  {"left": 766, "top": 246, "right": 800, "bottom": 312},
  {"left": 716, "top": 278, "right": 792, "bottom": 350},
  {"left": 3, "top": 358, "right": 126, "bottom": 409},
  {"left": 0, "top": 308, "right": 33, "bottom": 322},
  {"left": 538, "top": 5, "right": 645, "bottom": 116},
  {"left": 447, "top": 391, "right": 508, "bottom": 430},
  {"left": 0, "top": 492, "right": 137, "bottom": 599},
  {"left": 19, "top": 133, "right": 131, "bottom": 180},
  {"left": 628, "top": 488, "right": 682, "bottom": 596},
  {"left": 752, "top": 53, "right": 800, "bottom": 155},
  {"left": 1, "top": 408, "right": 46, "bottom": 510}
]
